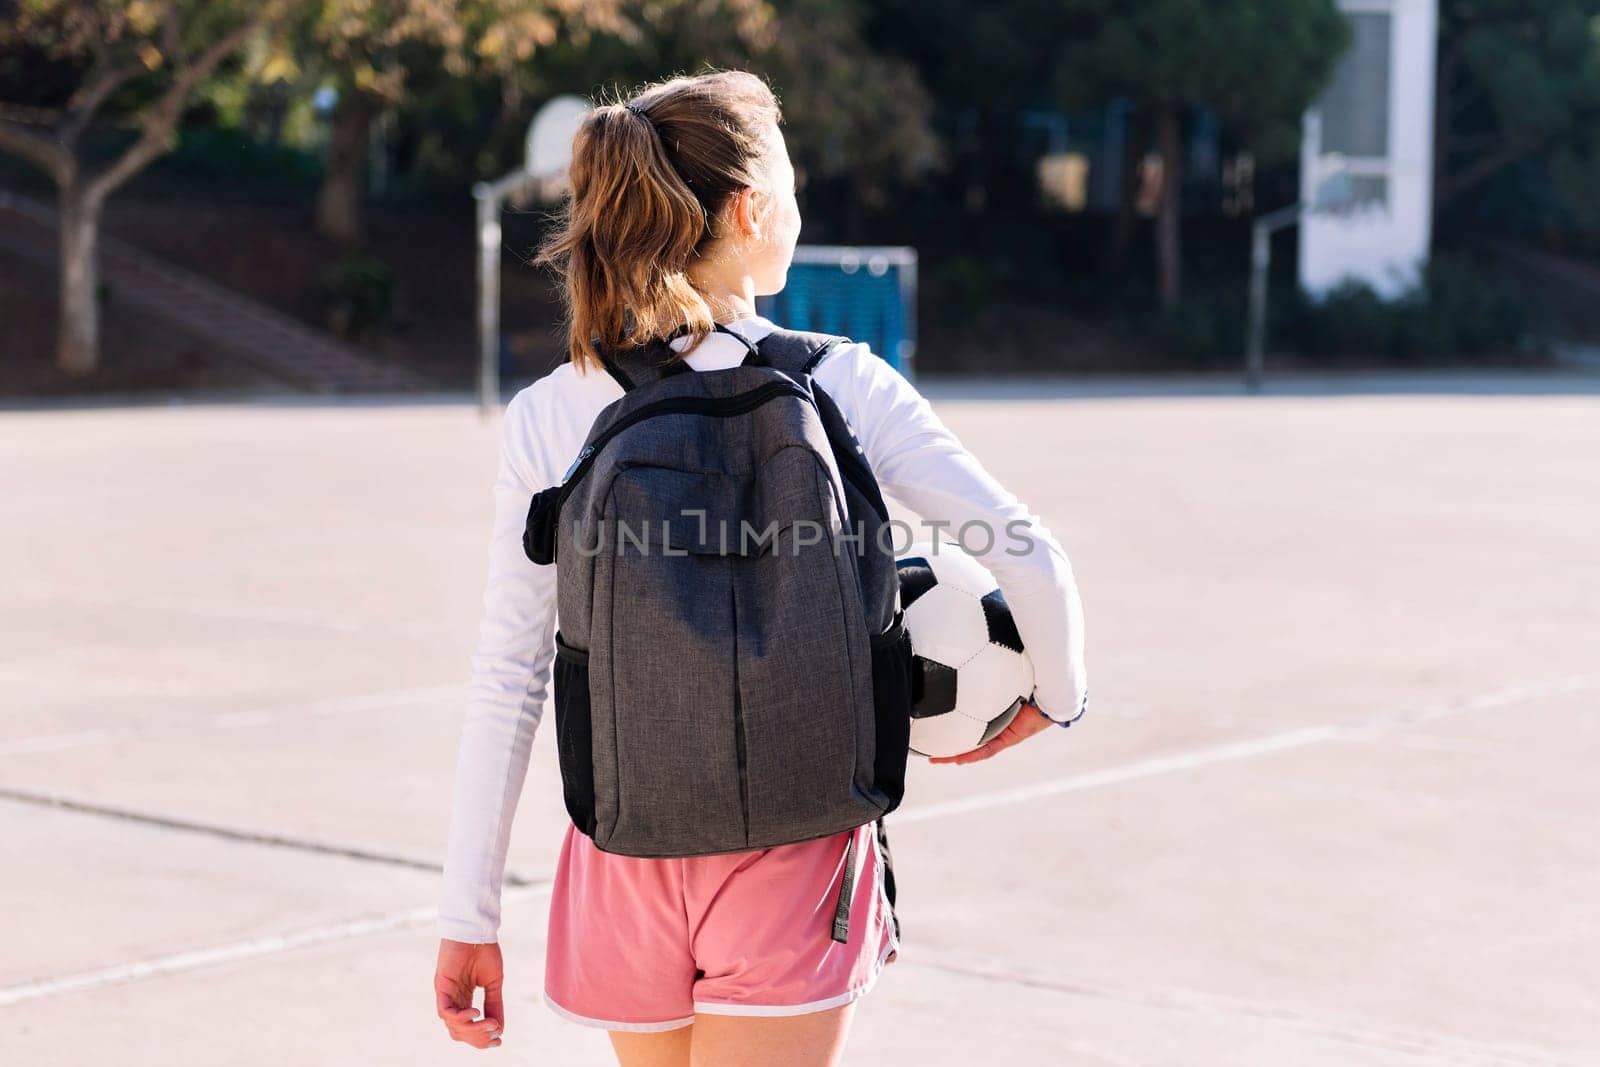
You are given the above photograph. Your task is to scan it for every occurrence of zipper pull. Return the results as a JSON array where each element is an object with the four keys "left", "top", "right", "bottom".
[{"left": 562, "top": 445, "right": 594, "bottom": 484}]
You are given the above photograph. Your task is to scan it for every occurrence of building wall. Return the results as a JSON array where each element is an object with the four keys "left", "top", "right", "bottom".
[{"left": 1298, "top": 0, "right": 1437, "bottom": 297}]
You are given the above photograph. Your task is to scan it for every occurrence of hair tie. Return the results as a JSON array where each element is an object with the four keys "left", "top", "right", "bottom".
[{"left": 622, "top": 100, "right": 691, "bottom": 184}]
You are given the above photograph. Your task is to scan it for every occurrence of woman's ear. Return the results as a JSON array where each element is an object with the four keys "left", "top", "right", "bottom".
[{"left": 734, "top": 185, "right": 766, "bottom": 240}]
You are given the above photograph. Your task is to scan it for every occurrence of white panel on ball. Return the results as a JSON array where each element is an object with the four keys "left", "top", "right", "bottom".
[
  {"left": 962, "top": 644, "right": 1036, "bottom": 723},
  {"left": 896, "top": 541, "right": 1037, "bottom": 759},
  {"left": 910, "top": 709, "right": 996, "bottom": 761},
  {"left": 901, "top": 584, "right": 990, "bottom": 667}
]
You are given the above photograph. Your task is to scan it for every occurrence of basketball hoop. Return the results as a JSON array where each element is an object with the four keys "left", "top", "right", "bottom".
[
  {"left": 1243, "top": 155, "right": 1356, "bottom": 392},
  {"left": 473, "top": 95, "right": 591, "bottom": 415}
]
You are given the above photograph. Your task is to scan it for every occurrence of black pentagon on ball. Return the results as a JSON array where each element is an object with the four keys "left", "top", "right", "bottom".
[
  {"left": 980, "top": 589, "right": 1024, "bottom": 653},
  {"left": 911, "top": 656, "right": 958, "bottom": 718},
  {"left": 895, "top": 556, "right": 937, "bottom": 609},
  {"left": 979, "top": 697, "right": 1026, "bottom": 745}
]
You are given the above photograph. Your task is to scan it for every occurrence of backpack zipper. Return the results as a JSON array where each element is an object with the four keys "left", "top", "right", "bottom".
[{"left": 556, "top": 379, "right": 810, "bottom": 509}]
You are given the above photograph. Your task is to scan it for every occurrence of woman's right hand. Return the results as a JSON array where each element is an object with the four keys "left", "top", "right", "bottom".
[
  {"left": 926, "top": 700, "right": 1058, "bottom": 765},
  {"left": 435, "top": 939, "right": 507, "bottom": 1049}
]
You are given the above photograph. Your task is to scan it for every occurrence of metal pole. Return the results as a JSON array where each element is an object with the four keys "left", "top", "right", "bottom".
[
  {"left": 1243, "top": 204, "right": 1304, "bottom": 393},
  {"left": 1245, "top": 219, "right": 1270, "bottom": 393},
  {"left": 473, "top": 183, "right": 501, "bottom": 418}
]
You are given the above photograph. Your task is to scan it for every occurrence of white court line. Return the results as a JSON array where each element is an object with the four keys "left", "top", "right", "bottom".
[
  {"left": 0, "top": 883, "right": 553, "bottom": 1008},
  {"left": 892, "top": 672, "right": 1598, "bottom": 825},
  {"left": 0, "top": 684, "right": 464, "bottom": 756},
  {"left": 1, "top": 672, "right": 1590, "bottom": 1007}
]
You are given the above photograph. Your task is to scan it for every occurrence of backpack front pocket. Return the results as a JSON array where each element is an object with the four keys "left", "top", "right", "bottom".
[
  {"left": 552, "top": 631, "right": 597, "bottom": 837},
  {"left": 602, "top": 466, "right": 749, "bottom": 854}
]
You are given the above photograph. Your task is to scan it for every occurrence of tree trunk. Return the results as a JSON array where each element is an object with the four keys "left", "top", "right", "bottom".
[
  {"left": 1154, "top": 102, "right": 1183, "bottom": 310},
  {"left": 1108, "top": 105, "right": 1149, "bottom": 271},
  {"left": 57, "top": 182, "right": 102, "bottom": 376},
  {"left": 4, "top": 4, "right": 282, "bottom": 377},
  {"left": 315, "top": 89, "right": 378, "bottom": 245}
]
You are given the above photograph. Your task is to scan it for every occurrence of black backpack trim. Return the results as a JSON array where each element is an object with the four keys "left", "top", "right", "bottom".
[{"left": 595, "top": 322, "right": 767, "bottom": 393}]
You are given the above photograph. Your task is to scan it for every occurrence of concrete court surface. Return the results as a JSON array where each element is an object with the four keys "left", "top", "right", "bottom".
[{"left": 1, "top": 371, "right": 1597, "bottom": 1066}]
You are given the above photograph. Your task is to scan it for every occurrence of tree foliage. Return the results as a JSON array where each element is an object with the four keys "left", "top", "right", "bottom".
[
  {"left": 1053, "top": 0, "right": 1349, "bottom": 161},
  {"left": 1436, "top": 0, "right": 1600, "bottom": 222},
  {"left": 0, "top": 0, "right": 293, "bottom": 374},
  {"left": 758, "top": 0, "right": 940, "bottom": 208},
  {"left": 244, "top": 0, "right": 624, "bottom": 241},
  {"left": 0, "top": 0, "right": 290, "bottom": 193},
  {"left": 514, "top": 0, "right": 941, "bottom": 216},
  {"left": 1052, "top": 0, "right": 1348, "bottom": 307},
  {"left": 861, "top": 1, "right": 1348, "bottom": 306}
]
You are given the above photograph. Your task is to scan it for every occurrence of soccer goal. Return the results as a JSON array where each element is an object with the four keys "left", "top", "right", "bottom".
[{"left": 756, "top": 245, "right": 918, "bottom": 380}]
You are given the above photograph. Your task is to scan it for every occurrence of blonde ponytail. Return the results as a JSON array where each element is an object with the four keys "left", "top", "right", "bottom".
[{"left": 533, "top": 70, "right": 783, "bottom": 372}]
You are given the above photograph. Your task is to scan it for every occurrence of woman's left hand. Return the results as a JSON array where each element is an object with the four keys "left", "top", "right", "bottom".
[{"left": 927, "top": 701, "right": 1057, "bottom": 765}]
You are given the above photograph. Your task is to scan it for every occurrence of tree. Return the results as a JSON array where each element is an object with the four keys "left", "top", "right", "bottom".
[
  {"left": 1434, "top": 0, "right": 1600, "bottom": 220},
  {"left": 861, "top": 0, "right": 1088, "bottom": 235},
  {"left": 1055, "top": 2, "right": 1349, "bottom": 308},
  {"left": 758, "top": 0, "right": 941, "bottom": 231},
  {"left": 251, "top": 0, "right": 624, "bottom": 245},
  {"left": 516, "top": 0, "right": 939, "bottom": 237},
  {"left": 0, "top": 0, "right": 290, "bottom": 375}
]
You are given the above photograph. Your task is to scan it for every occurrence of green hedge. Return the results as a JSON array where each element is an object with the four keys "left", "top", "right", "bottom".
[
  {"left": 317, "top": 250, "right": 395, "bottom": 341},
  {"left": 1130, "top": 251, "right": 1539, "bottom": 367},
  {"left": 1283, "top": 253, "right": 1534, "bottom": 363},
  {"left": 161, "top": 127, "right": 322, "bottom": 197}
]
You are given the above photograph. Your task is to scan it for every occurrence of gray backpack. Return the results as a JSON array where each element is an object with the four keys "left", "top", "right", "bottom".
[{"left": 522, "top": 323, "right": 910, "bottom": 944}]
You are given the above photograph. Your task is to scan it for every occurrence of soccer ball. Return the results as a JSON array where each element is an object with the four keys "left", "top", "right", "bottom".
[{"left": 896, "top": 541, "right": 1036, "bottom": 759}]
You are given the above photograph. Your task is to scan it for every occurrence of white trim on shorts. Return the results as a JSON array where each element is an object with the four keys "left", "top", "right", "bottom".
[
  {"left": 543, "top": 990, "right": 695, "bottom": 1033},
  {"left": 692, "top": 827, "right": 901, "bottom": 1019},
  {"left": 691, "top": 932, "right": 897, "bottom": 1017}
]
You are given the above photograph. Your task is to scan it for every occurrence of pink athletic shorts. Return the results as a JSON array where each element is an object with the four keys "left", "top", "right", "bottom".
[{"left": 543, "top": 817, "right": 900, "bottom": 1032}]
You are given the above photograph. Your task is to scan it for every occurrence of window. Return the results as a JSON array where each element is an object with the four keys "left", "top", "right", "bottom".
[{"left": 1321, "top": 13, "right": 1392, "bottom": 158}]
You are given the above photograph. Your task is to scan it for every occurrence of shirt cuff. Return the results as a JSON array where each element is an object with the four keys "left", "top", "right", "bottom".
[
  {"left": 437, "top": 915, "right": 498, "bottom": 944},
  {"left": 1034, "top": 688, "right": 1087, "bottom": 728}
]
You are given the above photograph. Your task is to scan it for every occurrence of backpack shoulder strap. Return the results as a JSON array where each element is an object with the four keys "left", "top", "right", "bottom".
[
  {"left": 753, "top": 326, "right": 850, "bottom": 382},
  {"left": 589, "top": 333, "right": 689, "bottom": 393},
  {"left": 597, "top": 320, "right": 803, "bottom": 393},
  {"left": 594, "top": 324, "right": 851, "bottom": 392},
  {"left": 757, "top": 327, "right": 893, "bottom": 526}
]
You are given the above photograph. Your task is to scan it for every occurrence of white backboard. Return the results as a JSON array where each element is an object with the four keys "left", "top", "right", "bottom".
[{"left": 526, "top": 94, "right": 592, "bottom": 180}]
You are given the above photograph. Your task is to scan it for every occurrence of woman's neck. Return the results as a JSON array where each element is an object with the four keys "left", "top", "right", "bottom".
[
  {"left": 690, "top": 273, "right": 760, "bottom": 325},
  {"left": 706, "top": 300, "right": 758, "bottom": 326}
]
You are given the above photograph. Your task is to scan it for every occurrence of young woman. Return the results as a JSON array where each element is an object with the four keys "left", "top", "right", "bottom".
[{"left": 433, "top": 70, "right": 1088, "bottom": 1067}]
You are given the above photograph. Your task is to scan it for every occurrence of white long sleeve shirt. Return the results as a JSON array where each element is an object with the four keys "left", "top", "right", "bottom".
[{"left": 436, "top": 313, "right": 1088, "bottom": 943}]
